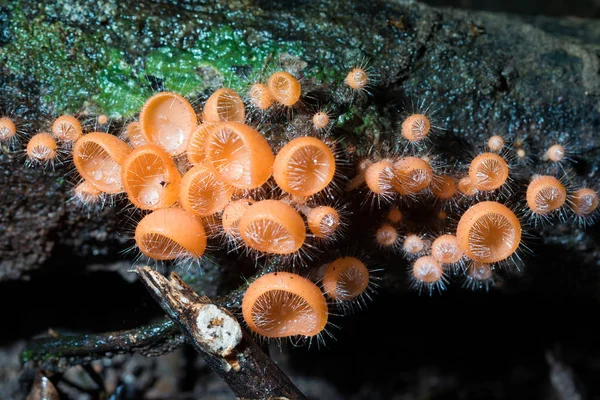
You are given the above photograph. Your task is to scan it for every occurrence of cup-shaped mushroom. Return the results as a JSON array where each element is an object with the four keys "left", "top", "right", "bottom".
[
  {"left": 179, "top": 164, "right": 234, "bottom": 217},
  {"left": 322, "top": 257, "right": 370, "bottom": 301},
  {"left": 135, "top": 208, "right": 206, "bottom": 260},
  {"left": 121, "top": 144, "right": 181, "bottom": 210},
  {"left": 273, "top": 137, "right": 336, "bottom": 196},
  {"left": 204, "top": 122, "right": 274, "bottom": 189},
  {"left": 456, "top": 201, "right": 521, "bottom": 263},
  {"left": 239, "top": 200, "right": 306, "bottom": 254},
  {"left": 392, "top": 157, "right": 433, "bottom": 195},
  {"left": 73, "top": 132, "right": 132, "bottom": 194},
  {"left": 242, "top": 272, "right": 328, "bottom": 338},
  {"left": 202, "top": 88, "right": 245, "bottom": 123},
  {"left": 139, "top": 92, "right": 197, "bottom": 156}
]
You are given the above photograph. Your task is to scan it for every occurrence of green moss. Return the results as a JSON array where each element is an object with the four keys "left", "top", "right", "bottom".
[
  {"left": 0, "top": 11, "right": 101, "bottom": 113},
  {"left": 144, "top": 26, "right": 305, "bottom": 95},
  {"left": 1, "top": 9, "right": 305, "bottom": 118}
]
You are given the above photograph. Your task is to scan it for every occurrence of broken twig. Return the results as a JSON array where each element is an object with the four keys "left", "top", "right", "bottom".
[{"left": 136, "top": 266, "right": 307, "bottom": 400}]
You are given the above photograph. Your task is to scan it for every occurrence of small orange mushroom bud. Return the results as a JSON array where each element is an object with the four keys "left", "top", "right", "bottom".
[
  {"left": 401, "top": 114, "right": 431, "bottom": 142},
  {"left": 204, "top": 122, "right": 274, "bottom": 190},
  {"left": 468, "top": 152, "right": 509, "bottom": 191},
  {"left": 312, "top": 111, "right": 330, "bottom": 130},
  {"left": 386, "top": 206, "right": 403, "bottom": 224},
  {"left": 403, "top": 233, "right": 427, "bottom": 258},
  {"left": 456, "top": 201, "right": 521, "bottom": 263},
  {"left": 202, "top": 88, "right": 245, "bottom": 123},
  {"left": 51, "top": 115, "right": 82, "bottom": 142},
  {"left": 135, "top": 208, "right": 206, "bottom": 260},
  {"left": 242, "top": 272, "right": 328, "bottom": 338},
  {"left": 122, "top": 121, "right": 146, "bottom": 148},
  {"left": 179, "top": 164, "right": 234, "bottom": 217},
  {"left": 345, "top": 68, "right": 368, "bottom": 90},
  {"left": 463, "top": 263, "right": 495, "bottom": 291},
  {"left": 72, "top": 180, "right": 103, "bottom": 206},
  {"left": 139, "top": 92, "right": 197, "bottom": 156},
  {"left": 303, "top": 205, "right": 340, "bottom": 239},
  {"left": 248, "top": 83, "right": 275, "bottom": 110},
  {"left": 392, "top": 157, "right": 433, "bottom": 195},
  {"left": 239, "top": 200, "right": 306, "bottom": 255},
  {"left": 543, "top": 144, "right": 566, "bottom": 163},
  {"left": 431, "top": 234, "right": 463, "bottom": 264},
  {"left": 97, "top": 114, "right": 109, "bottom": 125},
  {"left": 411, "top": 256, "right": 445, "bottom": 293},
  {"left": 571, "top": 188, "right": 599, "bottom": 216},
  {"left": 26, "top": 133, "right": 57, "bottom": 164},
  {"left": 121, "top": 144, "right": 181, "bottom": 210},
  {"left": 365, "top": 160, "right": 395, "bottom": 195},
  {"left": 267, "top": 72, "right": 301, "bottom": 106},
  {"left": 526, "top": 175, "right": 567, "bottom": 215},
  {"left": 375, "top": 223, "right": 400, "bottom": 249},
  {"left": 73, "top": 132, "right": 132, "bottom": 194},
  {"left": 0, "top": 117, "right": 16, "bottom": 142},
  {"left": 322, "top": 257, "right": 370, "bottom": 301},
  {"left": 487, "top": 135, "right": 505, "bottom": 152},
  {"left": 273, "top": 136, "right": 336, "bottom": 196}
]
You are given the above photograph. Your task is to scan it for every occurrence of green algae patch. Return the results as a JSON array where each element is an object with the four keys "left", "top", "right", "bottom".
[{"left": 144, "top": 26, "right": 305, "bottom": 95}]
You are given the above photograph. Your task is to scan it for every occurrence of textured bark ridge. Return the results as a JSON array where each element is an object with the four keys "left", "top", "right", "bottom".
[{"left": 0, "top": 1, "right": 599, "bottom": 280}]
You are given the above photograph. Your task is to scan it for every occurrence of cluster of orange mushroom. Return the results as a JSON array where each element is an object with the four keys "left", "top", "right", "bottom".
[{"left": 4, "top": 62, "right": 599, "bottom": 343}]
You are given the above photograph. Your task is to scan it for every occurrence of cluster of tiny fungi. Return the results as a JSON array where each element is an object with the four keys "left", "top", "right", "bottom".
[{"left": 1, "top": 64, "right": 598, "bottom": 343}]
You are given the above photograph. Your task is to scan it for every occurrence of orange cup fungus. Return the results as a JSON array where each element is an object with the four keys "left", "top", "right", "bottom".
[
  {"left": 239, "top": 200, "right": 306, "bottom": 255},
  {"left": 392, "top": 157, "right": 433, "bottom": 195},
  {"left": 571, "top": 188, "right": 599, "bottom": 216},
  {"left": 431, "top": 174, "right": 457, "bottom": 199},
  {"left": 457, "top": 176, "right": 477, "bottom": 196},
  {"left": 403, "top": 233, "right": 427, "bottom": 257},
  {"left": 123, "top": 121, "right": 146, "bottom": 148},
  {"left": 386, "top": 206, "right": 403, "bottom": 224},
  {"left": 0, "top": 117, "right": 16, "bottom": 142},
  {"left": 543, "top": 144, "right": 566, "bottom": 163},
  {"left": 401, "top": 114, "right": 431, "bottom": 142},
  {"left": 345, "top": 68, "right": 369, "bottom": 90},
  {"left": 273, "top": 136, "right": 336, "bottom": 196},
  {"left": 456, "top": 201, "right": 521, "bottom": 263},
  {"left": 179, "top": 164, "right": 234, "bottom": 217},
  {"left": 431, "top": 234, "right": 463, "bottom": 264},
  {"left": 121, "top": 144, "right": 181, "bottom": 210},
  {"left": 139, "top": 91, "right": 197, "bottom": 156},
  {"left": 73, "top": 180, "right": 103, "bottom": 205},
  {"left": 242, "top": 272, "right": 328, "bottom": 338},
  {"left": 312, "top": 111, "right": 330, "bottom": 130},
  {"left": 202, "top": 88, "right": 245, "bottom": 123},
  {"left": 526, "top": 175, "right": 566, "bottom": 215},
  {"left": 248, "top": 83, "right": 275, "bottom": 110},
  {"left": 487, "top": 135, "right": 505, "bottom": 152},
  {"left": 412, "top": 256, "right": 444, "bottom": 287},
  {"left": 322, "top": 257, "right": 370, "bottom": 301},
  {"left": 73, "top": 132, "right": 132, "bottom": 194},
  {"left": 222, "top": 198, "right": 255, "bottom": 237},
  {"left": 135, "top": 208, "right": 206, "bottom": 260},
  {"left": 468, "top": 152, "right": 509, "bottom": 191},
  {"left": 204, "top": 122, "right": 274, "bottom": 189},
  {"left": 267, "top": 72, "right": 301, "bottom": 106},
  {"left": 304, "top": 206, "right": 340, "bottom": 239},
  {"left": 26, "top": 133, "right": 57, "bottom": 163},
  {"left": 186, "top": 123, "right": 216, "bottom": 165},
  {"left": 51, "top": 115, "right": 82, "bottom": 142},
  {"left": 365, "top": 160, "right": 395, "bottom": 195},
  {"left": 376, "top": 223, "right": 399, "bottom": 248}
]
